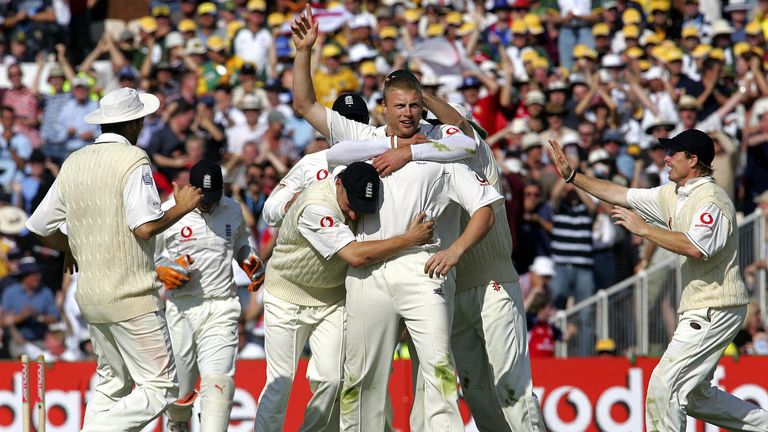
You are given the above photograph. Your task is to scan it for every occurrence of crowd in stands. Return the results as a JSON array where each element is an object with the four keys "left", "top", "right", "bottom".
[{"left": 1, "top": 0, "right": 768, "bottom": 360}]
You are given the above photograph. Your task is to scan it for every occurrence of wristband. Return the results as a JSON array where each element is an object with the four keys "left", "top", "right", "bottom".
[{"left": 564, "top": 170, "right": 577, "bottom": 183}]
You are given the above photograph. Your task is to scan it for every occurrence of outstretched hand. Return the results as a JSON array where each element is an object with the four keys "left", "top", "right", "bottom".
[
  {"left": 291, "top": 3, "right": 319, "bottom": 51},
  {"left": 610, "top": 206, "right": 648, "bottom": 237},
  {"left": 547, "top": 139, "right": 575, "bottom": 181}
]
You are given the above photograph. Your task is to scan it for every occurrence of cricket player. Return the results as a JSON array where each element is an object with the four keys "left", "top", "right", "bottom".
[
  {"left": 291, "top": 7, "right": 500, "bottom": 430},
  {"left": 155, "top": 160, "right": 264, "bottom": 432},
  {"left": 332, "top": 97, "right": 545, "bottom": 431},
  {"left": 254, "top": 161, "right": 435, "bottom": 432},
  {"left": 25, "top": 87, "right": 203, "bottom": 431},
  {"left": 262, "top": 93, "right": 371, "bottom": 228},
  {"left": 548, "top": 129, "right": 768, "bottom": 431}
]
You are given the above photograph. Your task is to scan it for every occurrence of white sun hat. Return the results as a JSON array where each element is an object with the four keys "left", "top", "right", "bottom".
[{"left": 84, "top": 87, "right": 160, "bottom": 125}]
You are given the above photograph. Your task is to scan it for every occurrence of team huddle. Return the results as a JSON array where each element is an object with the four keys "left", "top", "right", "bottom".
[{"left": 20, "top": 3, "right": 768, "bottom": 432}]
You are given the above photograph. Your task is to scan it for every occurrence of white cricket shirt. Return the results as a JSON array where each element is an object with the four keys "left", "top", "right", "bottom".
[
  {"left": 26, "top": 133, "right": 163, "bottom": 236},
  {"left": 155, "top": 196, "right": 251, "bottom": 298},
  {"left": 262, "top": 150, "right": 331, "bottom": 227},
  {"left": 627, "top": 176, "right": 729, "bottom": 260}
]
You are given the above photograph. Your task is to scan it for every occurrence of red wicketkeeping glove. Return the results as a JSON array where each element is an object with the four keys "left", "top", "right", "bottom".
[
  {"left": 156, "top": 255, "right": 193, "bottom": 290},
  {"left": 241, "top": 255, "right": 265, "bottom": 292}
]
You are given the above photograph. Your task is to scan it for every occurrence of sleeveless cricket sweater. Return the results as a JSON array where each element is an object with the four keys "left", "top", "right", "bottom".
[
  {"left": 58, "top": 142, "right": 162, "bottom": 323},
  {"left": 265, "top": 179, "right": 347, "bottom": 306},
  {"left": 658, "top": 181, "right": 749, "bottom": 312}
]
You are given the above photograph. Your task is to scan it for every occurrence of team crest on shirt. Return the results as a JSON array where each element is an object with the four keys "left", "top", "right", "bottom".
[
  {"left": 445, "top": 127, "right": 460, "bottom": 136},
  {"left": 316, "top": 169, "right": 329, "bottom": 180},
  {"left": 320, "top": 216, "right": 334, "bottom": 227}
]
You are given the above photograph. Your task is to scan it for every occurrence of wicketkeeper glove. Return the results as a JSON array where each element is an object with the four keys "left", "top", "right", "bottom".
[
  {"left": 156, "top": 255, "right": 193, "bottom": 290},
  {"left": 241, "top": 254, "right": 265, "bottom": 292}
]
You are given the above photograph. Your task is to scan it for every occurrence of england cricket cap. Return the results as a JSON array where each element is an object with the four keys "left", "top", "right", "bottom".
[
  {"left": 338, "top": 162, "right": 379, "bottom": 214},
  {"left": 658, "top": 128, "right": 714, "bottom": 167},
  {"left": 190, "top": 160, "right": 223, "bottom": 206},
  {"left": 332, "top": 93, "right": 369, "bottom": 124}
]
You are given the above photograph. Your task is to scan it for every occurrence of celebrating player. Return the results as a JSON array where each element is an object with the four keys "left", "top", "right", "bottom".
[
  {"left": 254, "top": 161, "right": 435, "bottom": 432},
  {"left": 262, "top": 92, "right": 370, "bottom": 228},
  {"left": 334, "top": 97, "right": 546, "bottom": 431},
  {"left": 25, "top": 87, "right": 203, "bottom": 431},
  {"left": 548, "top": 129, "right": 768, "bottom": 431},
  {"left": 155, "top": 160, "right": 264, "bottom": 432}
]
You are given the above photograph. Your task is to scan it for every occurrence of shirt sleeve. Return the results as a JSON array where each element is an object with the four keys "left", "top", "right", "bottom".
[
  {"left": 410, "top": 129, "right": 479, "bottom": 162},
  {"left": 124, "top": 164, "right": 164, "bottom": 231},
  {"left": 297, "top": 204, "right": 356, "bottom": 260},
  {"left": 446, "top": 162, "right": 504, "bottom": 215},
  {"left": 25, "top": 179, "right": 66, "bottom": 236},
  {"left": 262, "top": 162, "right": 310, "bottom": 227},
  {"left": 326, "top": 138, "right": 389, "bottom": 165},
  {"left": 684, "top": 203, "right": 730, "bottom": 260},
  {"left": 626, "top": 186, "right": 666, "bottom": 227}
]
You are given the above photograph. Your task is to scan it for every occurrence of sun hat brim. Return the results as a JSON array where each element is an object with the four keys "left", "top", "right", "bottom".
[{"left": 84, "top": 92, "right": 160, "bottom": 125}]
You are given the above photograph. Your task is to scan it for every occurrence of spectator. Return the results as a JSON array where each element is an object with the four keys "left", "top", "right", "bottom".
[
  {"left": 312, "top": 44, "right": 359, "bottom": 107},
  {"left": 147, "top": 100, "right": 195, "bottom": 184},
  {"left": 233, "top": 0, "right": 272, "bottom": 77},
  {"left": 226, "top": 95, "right": 265, "bottom": 158},
  {"left": 0, "top": 106, "right": 33, "bottom": 193},
  {"left": 1, "top": 63, "right": 41, "bottom": 147},
  {"left": 58, "top": 77, "right": 99, "bottom": 156},
  {"left": 516, "top": 179, "right": 553, "bottom": 273},
  {"left": 1, "top": 256, "right": 59, "bottom": 358}
]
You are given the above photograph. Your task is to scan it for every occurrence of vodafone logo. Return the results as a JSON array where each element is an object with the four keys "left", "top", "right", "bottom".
[
  {"left": 181, "top": 226, "right": 193, "bottom": 238},
  {"left": 475, "top": 172, "right": 490, "bottom": 185},
  {"left": 445, "top": 127, "right": 460, "bottom": 136},
  {"left": 320, "top": 216, "right": 334, "bottom": 228},
  {"left": 700, "top": 212, "right": 713, "bottom": 225},
  {"left": 316, "top": 169, "right": 329, "bottom": 180}
]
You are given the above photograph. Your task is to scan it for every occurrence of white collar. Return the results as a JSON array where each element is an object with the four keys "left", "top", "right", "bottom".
[
  {"left": 94, "top": 133, "right": 131, "bottom": 146},
  {"left": 677, "top": 176, "right": 713, "bottom": 196}
]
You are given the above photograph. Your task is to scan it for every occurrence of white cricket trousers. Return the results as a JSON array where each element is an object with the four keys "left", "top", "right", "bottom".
[
  {"left": 451, "top": 281, "right": 544, "bottom": 431},
  {"left": 254, "top": 290, "right": 345, "bottom": 432},
  {"left": 165, "top": 296, "right": 240, "bottom": 429},
  {"left": 341, "top": 252, "right": 463, "bottom": 432},
  {"left": 646, "top": 305, "right": 768, "bottom": 431},
  {"left": 83, "top": 311, "right": 178, "bottom": 432}
]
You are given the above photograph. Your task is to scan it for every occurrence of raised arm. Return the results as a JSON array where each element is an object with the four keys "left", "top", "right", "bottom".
[
  {"left": 548, "top": 139, "right": 631, "bottom": 208},
  {"left": 133, "top": 183, "right": 202, "bottom": 240},
  {"left": 291, "top": 4, "right": 330, "bottom": 138}
]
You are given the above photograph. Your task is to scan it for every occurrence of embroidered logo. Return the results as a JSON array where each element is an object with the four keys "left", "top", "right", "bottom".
[
  {"left": 203, "top": 174, "right": 212, "bottom": 189},
  {"left": 142, "top": 172, "right": 152, "bottom": 185},
  {"left": 365, "top": 182, "right": 374, "bottom": 198},
  {"left": 316, "top": 169, "right": 329, "bottom": 180},
  {"left": 492, "top": 281, "right": 502, "bottom": 292},
  {"left": 320, "top": 216, "right": 334, "bottom": 228},
  {"left": 345, "top": 94, "right": 354, "bottom": 106},
  {"left": 181, "top": 226, "right": 193, "bottom": 239},
  {"left": 445, "top": 126, "right": 460, "bottom": 136},
  {"left": 225, "top": 224, "right": 232, "bottom": 237},
  {"left": 434, "top": 287, "right": 445, "bottom": 296}
]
